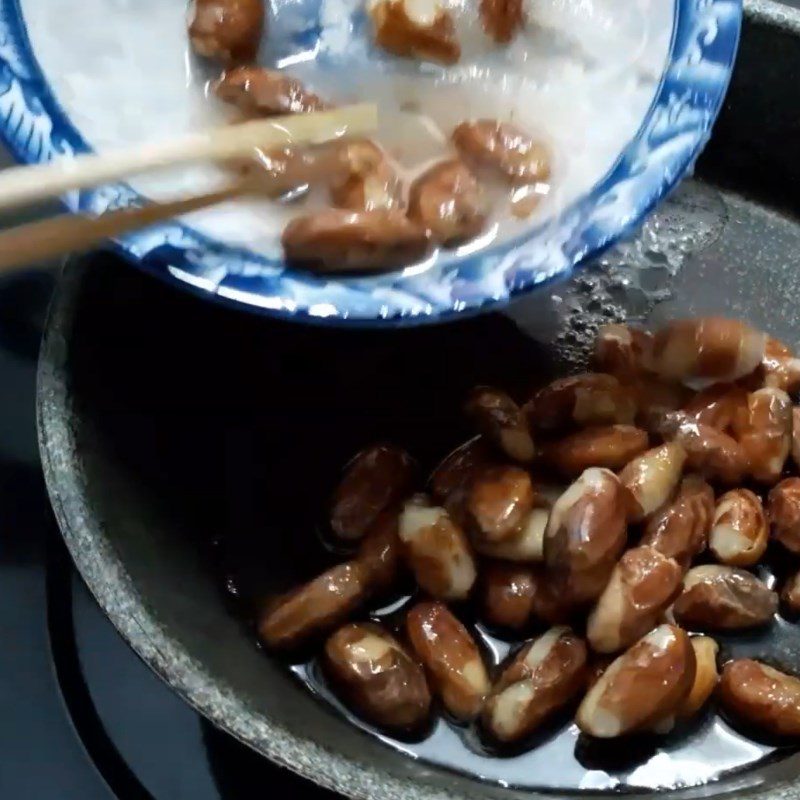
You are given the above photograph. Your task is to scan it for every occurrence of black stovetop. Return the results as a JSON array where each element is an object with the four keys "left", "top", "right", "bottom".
[{"left": 0, "top": 267, "right": 338, "bottom": 799}]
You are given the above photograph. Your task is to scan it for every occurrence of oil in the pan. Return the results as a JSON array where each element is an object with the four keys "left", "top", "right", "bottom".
[{"left": 286, "top": 575, "right": 799, "bottom": 793}]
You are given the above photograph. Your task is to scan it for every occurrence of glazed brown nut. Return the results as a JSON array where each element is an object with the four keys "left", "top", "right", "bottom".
[
  {"left": 406, "top": 601, "right": 490, "bottom": 721},
  {"left": 482, "top": 627, "right": 587, "bottom": 742},
  {"left": 481, "top": 561, "right": 570, "bottom": 623},
  {"left": 544, "top": 468, "right": 630, "bottom": 604},
  {"left": 408, "top": 159, "right": 487, "bottom": 246},
  {"left": 647, "top": 317, "right": 767, "bottom": 388},
  {"left": 759, "top": 336, "right": 800, "bottom": 393},
  {"left": 576, "top": 624, "right": 696, "bottom": 738},
  {"left": 619, "top": 442, "right": 686, "bottom": 522},
  {"left": 733, "top": 387, "right": 792, "bottom": 484},
  {"left": 473, "top": 507, "right": 549, "bottom": 562},
  {"left": 586, "top": 656, "right": 614, "bottom": 691},
  {"left": 544, "top": 425, "right": 649, "bottom": 478},
  {"left": 188, "top": 0, "right": 264, "bottom": 64},
  {"left": 479, "top": 0, "right": 524, "bottom": 43},
  {"left": 672, "top": 565, "right": 778, "bottom": 631},
  {"left": 330, "top": 444, "right": 415, "bottom": 541},
  {"left": 633, "top": 377, "right": 692, "bottom": 425},
  {"left": 793, "top": 407, "right": 800, "bottom": 470},
  {"left": 369, "top": 0, "right": 461, "bottom": 65},
  {"left": 678, "top": 636, "right": 719, "bottom": 719},
  {"left": 525, "top": 373, "right": 636, "bottom": 433},
  {"left": 467, "top": 466, "right": 535, "bottom": 543},
  {"left": 719, "top": 660, "right": 800, "bottom": 737},
  {"left": 481, "top": 562, "right": 537, "bottom": 629},
  {"left": 214, "top": 67, "right": 325, "bottom": 117},
  {"left": 592, "top": 324, "right": 653, "bottom": 378},
  {"left": 781, "top": 570, "right": 800, "bottom": 613},
  {"left": 429, "top": 437, "right": 495, "bottom": 504},
  {"left": 452, "top": 120, "right": 550, "bottom": 185},
  {"left": 329, "top": 139, "right": 403, "bottom": 212},
  {"left": 324, "top": 623, "right": 431, "bottom": 731},
  {"left": 641, "top": 475, "right": 714, "bottom": 568},
  {"left": 768, "top": 477, "right": 800, "bottom": 555},
  {"left": 586, "top": 546, "right": 683, "bottom": 654},
  {"left": 356, "top": 511, "right": 403, "bottom": 592},
  {"left": 656, "top": 411, "right": 748, "bottom": 485},
  {"left": 258, "top": 562, "right": 369, "bottom": 649},
  {"left": 238, "top": 145, "right": 338, "bottom": 198},
  {"left": 682, "top": 384, "right": 746, "bottom": 432},
  {"left": 398, "top": 495, "right": 477, "bottom": 600},
  {"left": 464, "top": 387, "right": 534, "bottom": 464},
  {"left": 282, "top": 209, "right": 431, "bottom": 272},
  {"left": 708, "top": 488, "right": 768, "bottom": 567}
]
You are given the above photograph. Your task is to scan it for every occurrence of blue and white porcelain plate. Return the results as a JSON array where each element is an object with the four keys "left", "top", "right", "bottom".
[{"left": 0, "top": 0, "right": 740, "bottom": 324}]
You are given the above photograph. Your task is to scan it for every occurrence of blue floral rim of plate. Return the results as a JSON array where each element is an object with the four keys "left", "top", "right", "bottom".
[{"left": 0, "top": 0, "right": 740, "bottom": 326}]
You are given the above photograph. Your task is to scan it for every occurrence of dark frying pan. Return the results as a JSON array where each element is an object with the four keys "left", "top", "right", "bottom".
[{"left": 37, "top": 223, "right": 800, "bottom": 800}]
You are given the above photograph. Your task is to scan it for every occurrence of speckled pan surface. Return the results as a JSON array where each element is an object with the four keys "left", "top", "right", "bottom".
[{"left": 1, "top": 0, "right": 738, "bottom": 323}]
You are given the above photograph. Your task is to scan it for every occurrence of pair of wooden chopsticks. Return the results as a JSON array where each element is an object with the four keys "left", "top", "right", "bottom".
[{"left": 0, "top": 103, "right": 377, "bottom": 271}]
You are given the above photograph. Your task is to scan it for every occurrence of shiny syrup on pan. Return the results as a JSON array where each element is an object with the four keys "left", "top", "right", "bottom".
[
  {"left": 289, "top": 580, "right": 798, "bottom": 793},
  {"left": 216, "top": 490, "right": 800, "bottom": 793},
  {"left": 213, "top": 337, "right": 800, "bottom": 797}
]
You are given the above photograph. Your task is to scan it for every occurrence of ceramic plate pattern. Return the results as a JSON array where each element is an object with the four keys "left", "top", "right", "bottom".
[{"left": 0, "top": 0, "right": 739, "bottom": 324}]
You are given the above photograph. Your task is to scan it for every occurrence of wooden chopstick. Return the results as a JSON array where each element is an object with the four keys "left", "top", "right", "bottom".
[
  {"left": 0, "top": 103, "right": 376, "bottom": 212},
  {"left": 0, "top": 103, "right": 378, "bottom": 272},
  {"left": 0, "top": 181, "right": 247, "bottom": 271}
]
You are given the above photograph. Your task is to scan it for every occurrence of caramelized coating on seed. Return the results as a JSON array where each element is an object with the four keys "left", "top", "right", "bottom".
[
  {"left": 592, "top": 324, "right": 653, "bottom": 378},
  {"left": 408, "top": 159, "right": 486, "bottom": 246},
  {"left": 324, "top": 622, "right": 431, "bottom": 731},
  {"left": 406, "top": 601, "right": 490, "bottom": 721},
  {"left": 587, "top": 546, "right": 683, "bottom": 654},
  {"left": 464, "top": 387, "right": 534, "bottom": 463},
  {"left": 758, "top": 336, "right": 800, "bottom": 393},
  {"left": 708, "top": 488, "right": 768, "bottom": 567},
  {"left": 576, "top": 624, "right": 696, "bottom": 738},
  {"left": 452, "top": 120, "right": 550, "bottom": 184},
  {"left": 733, "top": 387, "right": 792, "bottom": 484},
  {"left": 525, "top": 373, "right": 636, "bottom": 433},
  {"left": 719, "top": 660, "right": 800, "bottom": 737},
  {"left": 370, "top": 0, "right": 461, "bottom": 64},
  {"left": 619, "top": 442, "right": 686, "bottom": 522},
  {"left": 356, "top": 511, "right": 404, "bottom": 592},
  {"left": 655, "top": 411, "right": 749, "bottom": 485},
  {"left": 282, "top": 209, "right": 431, "bottom": 273},
  {"left": 678, "top": 636, "right": 719, "bottom": 719},
  {"left": 214, "top": 66, "right": 325, "bottom": 116},
  {"left": 648, "top": 317, "right": 767, "bottom": 388},
  {"left": 330, "top": 444, "right": 415, "bottom": 541},
  {"left": 682, "top": 384, "right": 747, "bottom": 432},
  {"left": 767, "top": 477, "right": 800, "bottom": 555},
  {"left": 258, "top": 562, "right": 369, "bottom": 650},
  {"left": 544, "top": 468, "right": 631, "bottom": 604},
  {"left": 482, "top": 627, "right": 587, "bottom": 741},
  {"left": 641, "top": 475, "right": 714, "bottom": 568},
  {"left": 188, "top": 0, "right": 264, "bottom": 64},
  {"left": 481, "top": 562, "right": 538, "bottom": 629},
  {"left": 543, "top": 425, "right": 649, "bottom": 478},
  {"left": 399, "top": 495, "right": 477, "bottom": 600},
  {"left": 672, "top": 565, "right": 777, "bottom": 631},
  {"left": 329, "top": 139, "right": 403, "bottom": 212},
  {"left": 781, "top": 570, "right": 800, "bottom": 614},
  {"left": 467, "top": 466, "right": 536, "bottom": 543}
]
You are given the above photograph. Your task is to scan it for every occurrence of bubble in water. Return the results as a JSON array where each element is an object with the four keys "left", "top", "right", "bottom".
[{"left": 547, "top": 180, "right": 727, "bottom": 368}]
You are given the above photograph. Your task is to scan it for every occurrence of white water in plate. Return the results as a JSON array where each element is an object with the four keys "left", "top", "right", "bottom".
[{"left": 21, "top": 0, "right": 673, "bottom": 262}]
